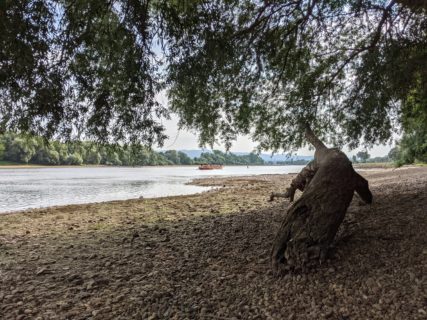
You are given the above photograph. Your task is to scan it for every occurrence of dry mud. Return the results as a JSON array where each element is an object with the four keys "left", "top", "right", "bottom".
[{"left": 0, "top": 167, "right": 426, "bottom": 319}]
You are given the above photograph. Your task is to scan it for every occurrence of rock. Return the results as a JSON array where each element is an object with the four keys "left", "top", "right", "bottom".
[
  {"left": 86, "top": 280, "right": 96, "bottom": 290},
  {"left": 77, "top": 292, "right": 91, "bottom": 300},
  {"left": 68, "top": 274, "right": 84, "bottom": 285},
  {"left": 97, "top": 278, "right": 109, "bottom": 286},
  {"left": 324, "top": 310, "right": 333, "bottom": 318},
  {"left": 36, "top": 267, "right": 49, "bottom": 275},
  {"left": 147, "top": 313, "right": 157, "bottom": 320},
  {"left": 132, "top": 230, "right": 140, "bottom": 238},
  {"left": 113, "top": 294, "right": 125, "bottom": 303},
  {"left": 86, "top": 278, "right": 109, "bottom": 290}
]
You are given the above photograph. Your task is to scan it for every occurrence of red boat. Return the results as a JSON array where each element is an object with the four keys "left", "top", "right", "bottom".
[{"left": 198, "top": 164, "right": 223, "bottom": 170}]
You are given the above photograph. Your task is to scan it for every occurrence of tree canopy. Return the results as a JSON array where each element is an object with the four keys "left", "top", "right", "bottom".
[
  {"left": 356, "top": 150, "right": 371, "bottom": 163},
  {"left": 1, "top": 0, "right": 426, "bottom": 152},
  {"left": 1, "top": 0, "right": 167, "bottom": 145},
  {"left": 394, "top": 80, "right": 427, "bottom": 164}
]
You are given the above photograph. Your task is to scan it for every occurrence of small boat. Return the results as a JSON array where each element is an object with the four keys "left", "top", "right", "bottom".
[{"left": 198, "top": 164, "right": 223, "bottom": 170}]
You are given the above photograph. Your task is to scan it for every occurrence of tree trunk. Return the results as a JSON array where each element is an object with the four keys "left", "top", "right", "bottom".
[{"left": 271, "top": 126, "right": 373, "bottom": 274}]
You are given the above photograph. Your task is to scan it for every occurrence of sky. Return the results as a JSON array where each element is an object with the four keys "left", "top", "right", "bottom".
[
  {"left": 159, "top": 114, "right": 396, "bottom": 158},
  {"left": 156, "top": 91, "right": 395, "bottom": 158}
]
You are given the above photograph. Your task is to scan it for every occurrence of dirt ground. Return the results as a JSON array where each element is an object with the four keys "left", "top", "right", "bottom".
[{"left": 0, "top": 167, "right": 426, "bottom": 319}]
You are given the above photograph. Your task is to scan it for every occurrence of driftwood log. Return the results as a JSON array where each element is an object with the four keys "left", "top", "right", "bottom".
[{"left": 270, "top": 126, "right": 373, "bottom": 274}]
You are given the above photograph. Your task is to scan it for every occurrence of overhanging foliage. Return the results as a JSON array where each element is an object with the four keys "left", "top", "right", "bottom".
[{"left": 0, "top": 0, "right": 426, "bottom": 151}]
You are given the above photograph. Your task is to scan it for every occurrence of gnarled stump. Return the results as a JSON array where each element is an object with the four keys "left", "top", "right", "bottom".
[{"left": 271, "top": 126, "right": 372, "bottom": 274}]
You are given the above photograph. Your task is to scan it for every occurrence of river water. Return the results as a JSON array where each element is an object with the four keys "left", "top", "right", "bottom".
[{"left": 0, "top": 165, "right": 304, "bottom": 213}]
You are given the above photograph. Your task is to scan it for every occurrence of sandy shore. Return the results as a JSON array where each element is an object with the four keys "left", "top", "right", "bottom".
[{"left": 0, "top": 167, "right": 426, "bottom": 319}]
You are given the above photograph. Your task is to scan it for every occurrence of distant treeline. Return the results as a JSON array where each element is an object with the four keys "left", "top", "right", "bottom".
[
  {"left": 267, "top": 159, "right": 310, "bottom": 165},
  {"left": 0, "top": 133, "right": 265, "bottom": 166},
  {"left": 195, "top": 150, "right": 264, "bottom": 165}
]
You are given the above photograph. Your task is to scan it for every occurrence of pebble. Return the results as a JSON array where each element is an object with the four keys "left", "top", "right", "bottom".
[
  {"left": 36, "top": 267, "right": 48, "bottom": 275},
  {"left": 86, "top": 280, "right": 95, "bottom": 290}
]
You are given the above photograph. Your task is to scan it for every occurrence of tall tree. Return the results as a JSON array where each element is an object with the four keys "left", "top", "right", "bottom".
[
  {"left": 1, "top": 0, "right": 167, "bottom": 145},
  {"left": 1, "top": 1, "right": 425, "bottom": 152},
  {"left": 356, "top": 151, "right": 370, "bottom": 163},
  {"left": 162, "top": 0, "right": 427, "bottom": 151},
  {"left": 395, "top": 80, "right": 427, "bottom": 164}
]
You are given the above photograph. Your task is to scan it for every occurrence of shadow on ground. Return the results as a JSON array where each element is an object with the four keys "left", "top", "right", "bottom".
[{"left": 1, "top": 168, "right": 426, "bottom": 319}]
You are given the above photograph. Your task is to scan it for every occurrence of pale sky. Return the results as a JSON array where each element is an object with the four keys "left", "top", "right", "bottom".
[
  {"left": 159, "top": 114, "right": 395, "bottom": 158},
  {"left": 157, "top": 92, "right": 395, "bottom": 158}
]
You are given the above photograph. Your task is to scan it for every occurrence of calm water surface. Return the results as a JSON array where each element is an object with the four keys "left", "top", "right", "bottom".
[{"left": 0, "top": 165, "right": 304, "bottom": 213}]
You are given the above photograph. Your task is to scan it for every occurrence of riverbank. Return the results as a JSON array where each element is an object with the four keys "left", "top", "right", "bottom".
[
  {"left": 352, "top": 162, "right": 395, "bottom": 169},
  {"left": 1, "top": 167, "right": 426, "bottom": 319}
]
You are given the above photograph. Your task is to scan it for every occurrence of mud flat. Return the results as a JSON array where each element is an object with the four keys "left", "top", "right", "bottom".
[{"left": 0, "top": 167, "right": 426, "bottom": 319}]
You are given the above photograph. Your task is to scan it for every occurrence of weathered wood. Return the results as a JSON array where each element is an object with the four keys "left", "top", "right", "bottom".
[
  {"left": 270, "top": 160, "right": 317, "bottom": 202},
  {"left": 271, "top": 126, "right": 373, "bottom": 273}
]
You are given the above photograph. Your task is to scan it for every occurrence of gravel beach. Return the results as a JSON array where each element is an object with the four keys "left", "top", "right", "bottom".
[{"left": 0, "top": 167, "right": 426, "bottom": 319}]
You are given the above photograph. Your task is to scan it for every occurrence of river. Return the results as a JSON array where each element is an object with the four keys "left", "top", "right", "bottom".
[{"left": 0, "top": 165, "right": 304, "bottom": 213}]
